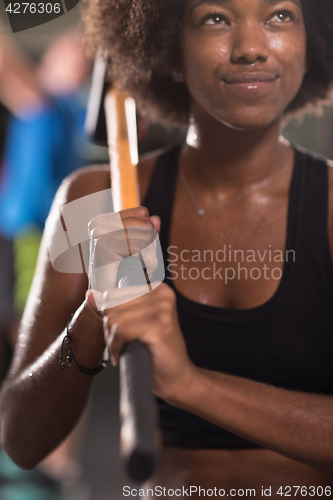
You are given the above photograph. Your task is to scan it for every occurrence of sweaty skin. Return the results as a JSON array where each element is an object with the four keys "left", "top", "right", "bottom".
[{"left": 1, "top": 0, "right": 333, "bottom": 497}]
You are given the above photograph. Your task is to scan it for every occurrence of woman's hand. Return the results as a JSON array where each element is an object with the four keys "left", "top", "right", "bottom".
[
  {"left": 88, "top": 207, "right": 161, "bottom": 294},
  {"left": 100, "top": 283, "right": 196, "bottom": 404},
  {"left": 87, "top": 204, "right": 197, "bottom": 404}
]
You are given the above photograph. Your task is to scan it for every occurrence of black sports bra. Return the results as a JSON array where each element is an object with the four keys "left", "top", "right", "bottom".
[{"left": 143, "top": 145, "right": 333, "bottom": 449}]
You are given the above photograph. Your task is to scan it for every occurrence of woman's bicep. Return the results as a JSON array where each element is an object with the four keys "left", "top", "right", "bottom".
[
  {"left": 9, "top": 174, "right": 91, "bottom": 377},
  {"left": 8, "top": 157, "right": 152, "bottom": 377}
]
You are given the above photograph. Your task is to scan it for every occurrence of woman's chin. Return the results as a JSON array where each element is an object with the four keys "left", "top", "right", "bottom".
[{"left": 217, "top": 112, "right": 281, "bottom": 132}]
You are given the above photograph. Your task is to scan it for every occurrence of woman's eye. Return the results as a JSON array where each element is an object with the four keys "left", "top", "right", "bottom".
[
  {"left": 268, "top": 10, "right": 294, "bottom": 23},
  {"left": 202, "top": 14, "right": 228, "bottom": 26}
]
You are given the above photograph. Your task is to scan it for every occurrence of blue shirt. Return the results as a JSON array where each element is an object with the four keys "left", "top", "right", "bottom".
[{"left": 0, "top": 92, "right": 88, "bottom": 237}]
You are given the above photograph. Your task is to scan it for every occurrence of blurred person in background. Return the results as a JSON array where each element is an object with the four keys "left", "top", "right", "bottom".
[
  {"left": 0, "top": 22, "right": 40, "bottom": 379},
  {"left": 0, "top": 29, "right": 93, "bottom": 325},
  {"left": 0, "top": 27, "right": 94, "bottom": 500}
]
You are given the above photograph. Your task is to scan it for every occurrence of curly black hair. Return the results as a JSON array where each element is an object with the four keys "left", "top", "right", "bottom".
[{"left": 83, "top": 0, "right": 333, "bottom": 128}]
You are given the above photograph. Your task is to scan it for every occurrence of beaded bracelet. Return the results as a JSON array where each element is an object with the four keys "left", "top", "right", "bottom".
[{"left": 59, "top": 322, "right": 108, "bottom": 375}]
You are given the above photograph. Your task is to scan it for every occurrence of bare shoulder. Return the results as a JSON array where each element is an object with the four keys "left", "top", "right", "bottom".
[
  {"left": 53, "top": 164, "right": 111, "bottom": 207},
  {"left": 54, "top": 146, "right": 168, "bottom": 209}
]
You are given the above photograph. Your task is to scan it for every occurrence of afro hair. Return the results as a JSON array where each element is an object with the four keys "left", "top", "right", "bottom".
[{"left": 83, "top": 0, "right": 333, "bottom": 128}]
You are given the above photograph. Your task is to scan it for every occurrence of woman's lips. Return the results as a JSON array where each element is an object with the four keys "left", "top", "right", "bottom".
[{"left": 222, "top": 73, "right": 278, "bottom": 94}]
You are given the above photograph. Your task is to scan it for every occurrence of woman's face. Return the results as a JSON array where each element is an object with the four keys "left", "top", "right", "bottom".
[{"left": 180, "top": 0, "right": 307, "bottom": 130}]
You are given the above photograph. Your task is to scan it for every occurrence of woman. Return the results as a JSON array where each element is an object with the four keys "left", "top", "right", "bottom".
[{"left": 1, "top": 0, "right": 333, "bottom": 497}]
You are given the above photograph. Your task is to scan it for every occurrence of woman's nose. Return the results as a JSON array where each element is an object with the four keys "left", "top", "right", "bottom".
[{"left": 230, "top": 22, "right": 269, "bottom": 64}]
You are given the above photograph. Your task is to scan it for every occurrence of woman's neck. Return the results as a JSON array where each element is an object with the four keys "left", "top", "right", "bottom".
[{"left": 182, "top": 112, "right": 291, "bottom": 196}]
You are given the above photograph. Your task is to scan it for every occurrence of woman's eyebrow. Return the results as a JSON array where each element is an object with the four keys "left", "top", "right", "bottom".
[
  {"left": 191, "top": 0, "right": 301, "bottom": 11},
  {"left": 262, "top": 0, "right": 301, "bottom": 8},
  {"left": 190, "top": 0, "right": 231, "bottom": 12}
]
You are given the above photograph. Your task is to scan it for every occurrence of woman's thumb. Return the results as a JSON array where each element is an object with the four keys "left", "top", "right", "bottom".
[
  {"left": 150, "top": 215, "right": 161, "bottom": 234},
  {"left": 85, "top": 289, "right": 104, "bottom": 319}
]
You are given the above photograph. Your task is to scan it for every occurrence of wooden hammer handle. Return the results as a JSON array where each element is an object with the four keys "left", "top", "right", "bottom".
[{"left": 104, "top": 87, "right": 158, "bottom": 483}]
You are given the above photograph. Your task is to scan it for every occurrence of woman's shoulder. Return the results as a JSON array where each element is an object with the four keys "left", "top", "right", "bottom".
[
  {"left": 55, "top": 146, "right": 172, "bottom": 208},
  {"left": 53, "top": 164, "right": 111, "bottom": 209}
]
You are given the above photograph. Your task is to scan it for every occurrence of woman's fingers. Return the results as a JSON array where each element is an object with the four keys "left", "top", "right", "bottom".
[
  {"left": 103, "top": 283, "right": 175, "bottom": 346},
  {"left": 104, "top": 315, "right": 157, "bottom": 365},
  {"left": 100, "top": 283, "right": 194, "bottom": 401},
  {"left": 119, "top": 205, "right": 151, "bottom": 220},
  {"left": 150, "top": 215, "right": 161, "bottom": 234},
  {"left": 90, "top": 207, "right": 160, "bottom": 262},
  {"left": 119, "top": 206, "right": 153, "bottom": 230},
  {"left": 85, "top": 289, "right": 104, "bottom": 318},
  {"left": 89, "top": 206, "right": 157, "bottom": 237},
  {"left": 119, "top": 206, "right": 161, "bottom": 235},
  {"left": 88, "top": 207, "right": 162, "bottom": 296}
]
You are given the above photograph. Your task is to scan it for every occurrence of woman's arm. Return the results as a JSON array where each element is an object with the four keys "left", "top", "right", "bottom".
[
  {"left": 0, "top": 154, "right": 160, "bottom": 470},
  {"left": 102, "top": 282, "right": 333, "bottom": 476},
  {"left": 0, "top": 20, "right": 42, "bottom": 115},
  {"left": 0, "top": 170, "right": 106, "bottom": 469},
  {"left": 174, "top": 365, "right": 333, "bottom": 474}
]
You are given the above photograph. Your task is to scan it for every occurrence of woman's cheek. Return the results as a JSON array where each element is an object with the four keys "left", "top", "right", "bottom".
[
  {"left": 183, "top": 47, "right": 221, "bottom": 98},
  {"left": 272, "top": 29, "right": 307, "bottom": 91},
  {"left": 280, "top": 53, "right": 307, "bottom": 104}
]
